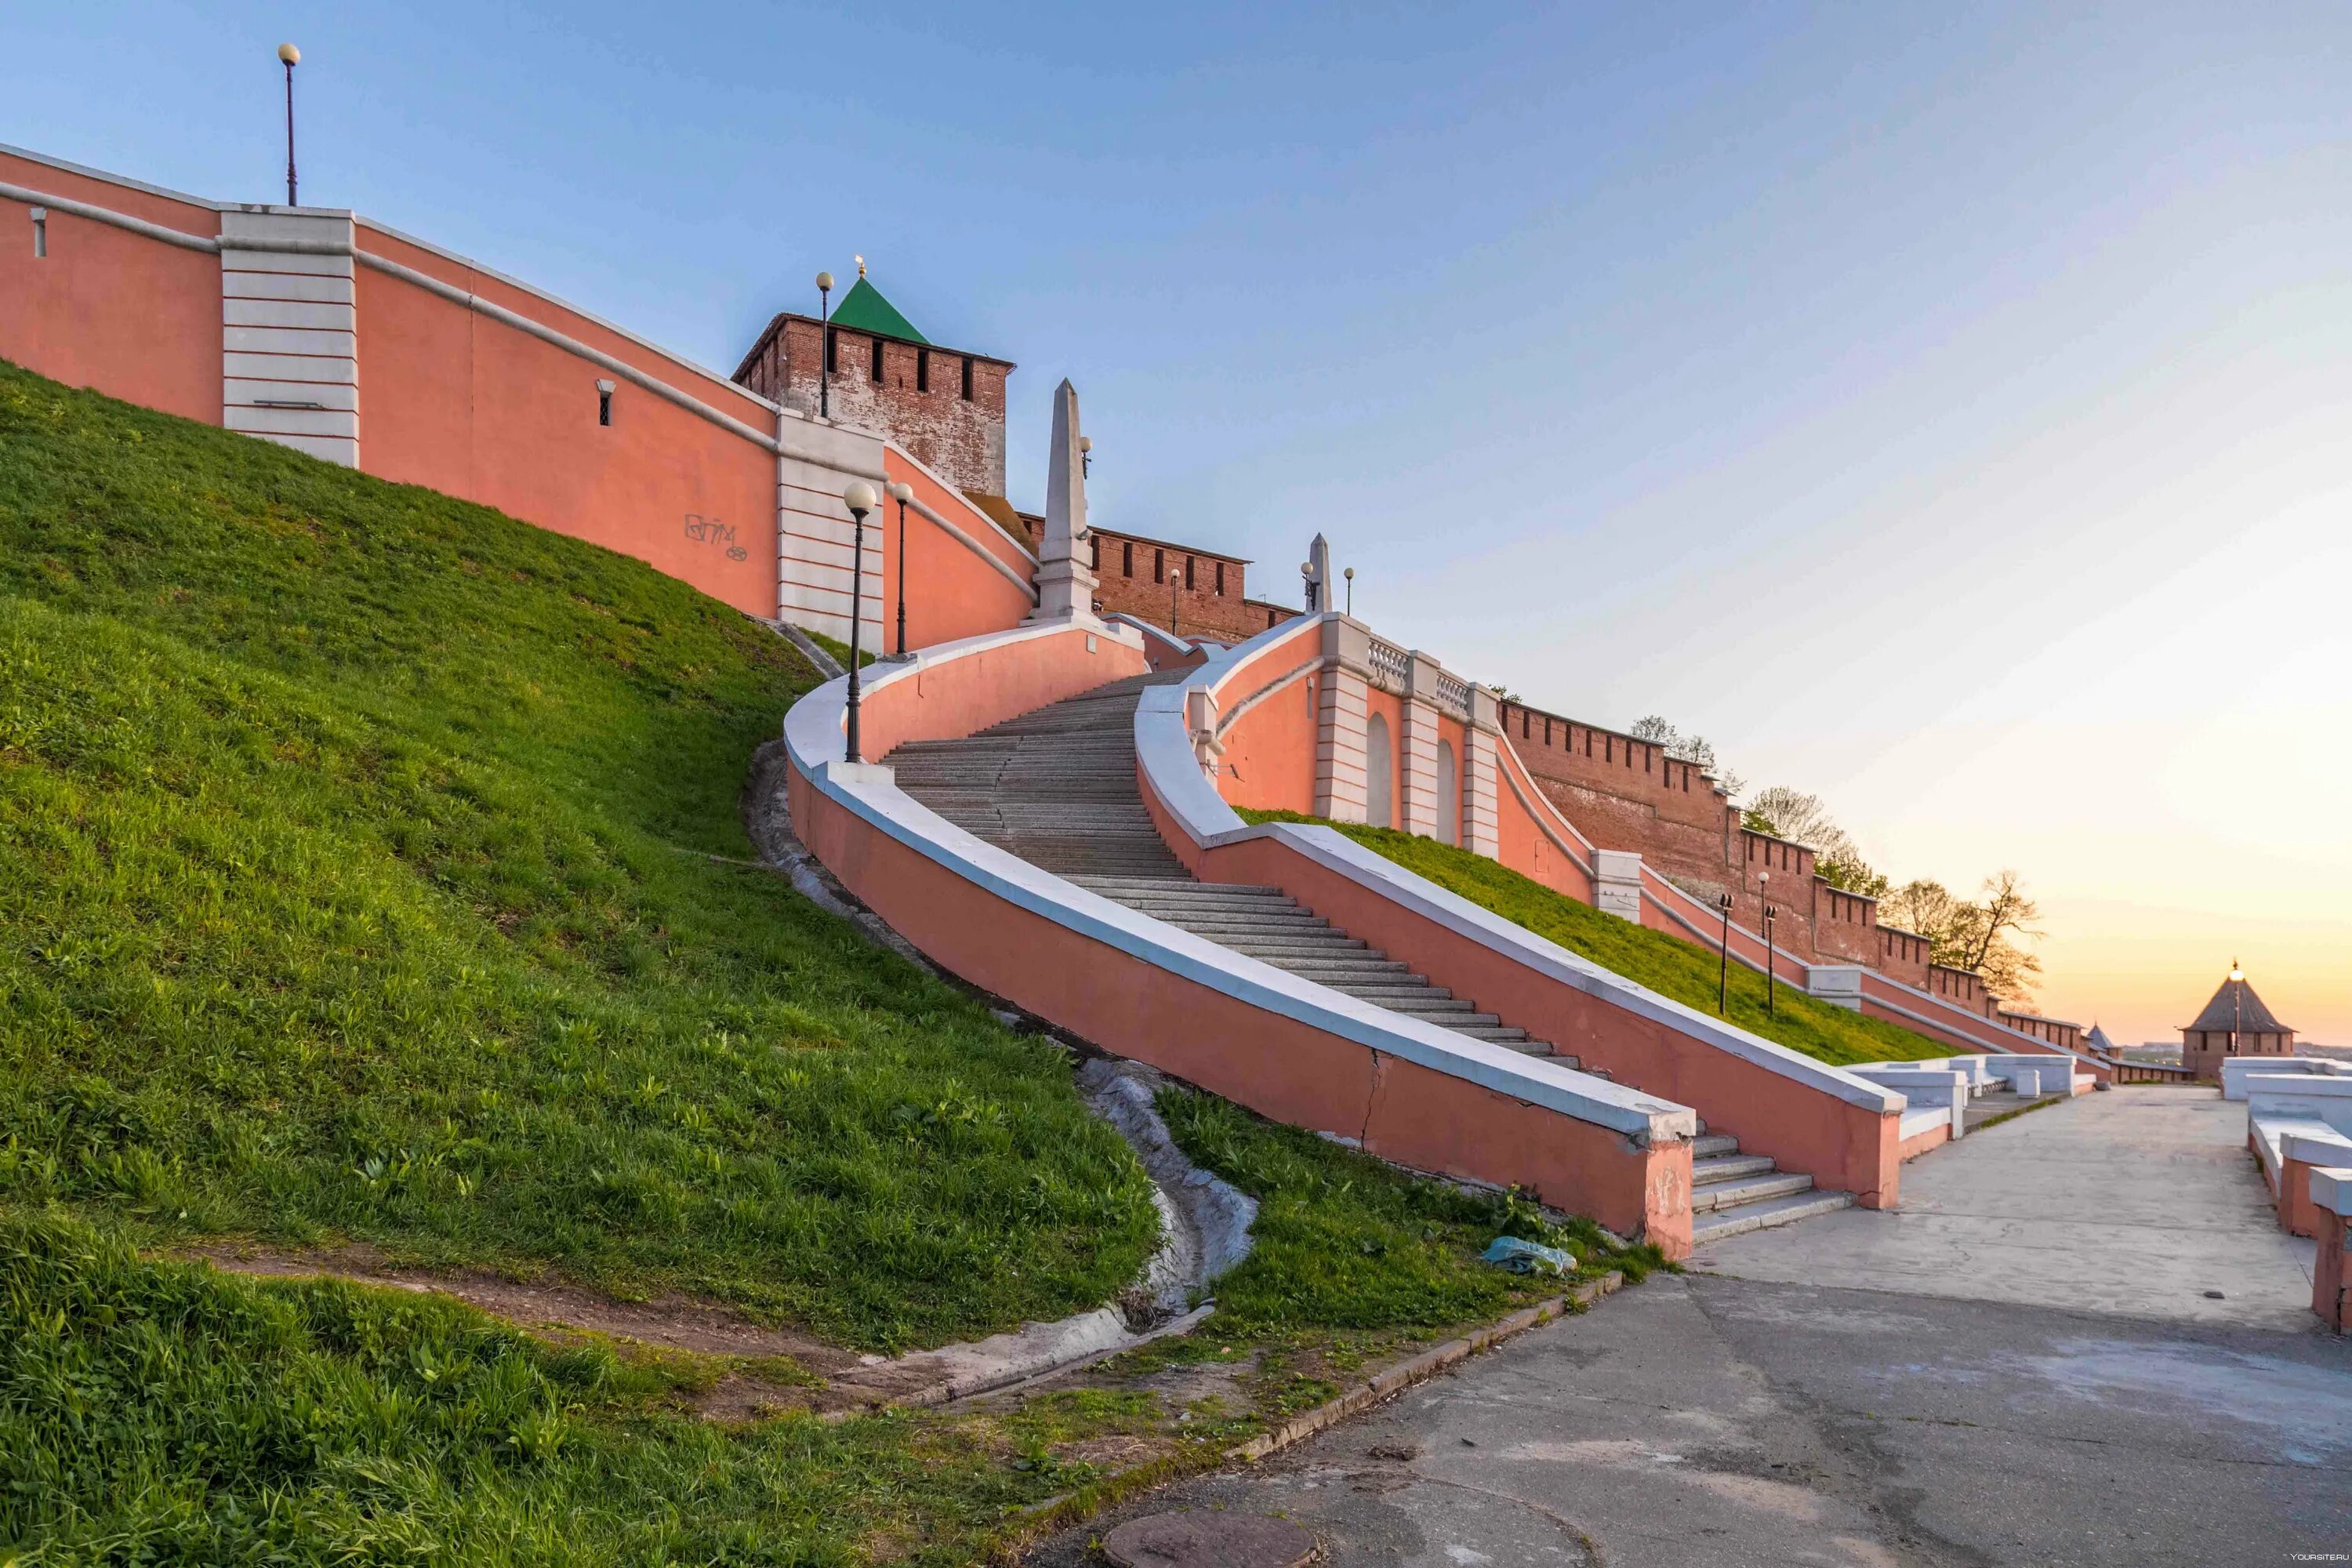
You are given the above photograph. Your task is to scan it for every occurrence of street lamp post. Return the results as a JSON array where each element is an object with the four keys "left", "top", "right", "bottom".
[
  {"left": 815, "top": 271, "right": 835, "bottom": 419},
  {"left": 278, "top": 44, "right": 301, "bottom": 206},
  {"left": 842, "top": 481, "right": 877, "bottom": 760},
  {"left": 1759, "top": 869, "right": 1777, "bottom": 1018},
  {"left": 887, "top": 479, "right": 913, "bottom": 655},
  {"left": 1716, "top": 890, "right": 1733, "bottom": 1014},
  {"left": 1079, "top": 434, "right": 1093, "bottom": 478},
  {"left": 1344, "top": 566, "right": 1355, "bottom": 616}
]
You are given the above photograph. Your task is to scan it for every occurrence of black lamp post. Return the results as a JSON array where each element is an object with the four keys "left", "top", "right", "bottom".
[
  {"left": 815, "top": 270, "right": 835, "bottom": 419},
  {"left": 1716, "top": 890, "right": 1733, "bottom": 1014},
  {"left": 1080, "top": 434, "right": 1093, "bottom": 478},
  {"left": 842, "top": 480, "right": 877, "bottom": 760},
  {"left": 887, "top": 479, "right": 913, "bottom": 655},
  {"left": 1759, "top": 869, "right": 1777, "bottom": 1018},
  {"left": 277, "top": 43, "right": 301, "bottom": 206},
  {"left": 1344, "top": 566, "right": 1355, "bottom": 616}
]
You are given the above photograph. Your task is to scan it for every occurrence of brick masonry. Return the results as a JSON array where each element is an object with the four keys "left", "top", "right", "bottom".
[{"left": 734, "top": 313, "right": 1011, "bottom": 501}]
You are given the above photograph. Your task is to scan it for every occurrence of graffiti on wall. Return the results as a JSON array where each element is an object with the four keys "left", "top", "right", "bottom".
[{"left": 684, "top": 514, "right": 748, "bottom": 562}]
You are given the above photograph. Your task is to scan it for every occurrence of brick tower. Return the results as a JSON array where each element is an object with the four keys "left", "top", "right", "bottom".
[
  {"left": 733, "top": 263, "right": 1014, "bottom": 503},
  {"left": 2180, "top": 963, "right": 2296, "bottom": 1083}
]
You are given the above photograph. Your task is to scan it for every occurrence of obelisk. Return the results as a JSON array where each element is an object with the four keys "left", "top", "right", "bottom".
[{"left": 1029, "top": 378, "right": 1101, "bottom": 623}]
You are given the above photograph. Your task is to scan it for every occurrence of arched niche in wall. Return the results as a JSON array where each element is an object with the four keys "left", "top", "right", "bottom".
[
  {"left": 1367, "top": 712, "right": 1394, "bottom": 829},
  {"left": 1436, "top": 738, "right": 1458, "bottom": 845}
]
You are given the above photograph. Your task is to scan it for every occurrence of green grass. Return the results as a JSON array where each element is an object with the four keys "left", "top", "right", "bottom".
[
  {"left": 0, "top": 358, "right": 1159, "bottom": 1351},
  {"left": 0, "top": 361, "right": 1668, "bottom": 1559},
  {"left": 1236, "top": 809, "right": 1947, "bottom": 1067},
  {"left": 0, "top": 1210, "right": 1167, "bottom": 1565},
  {"left": 1159, "top": 1089, "right": 1658, "bottom": 1338}
]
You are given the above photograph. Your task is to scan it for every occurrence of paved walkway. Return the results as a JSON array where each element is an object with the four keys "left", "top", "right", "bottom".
[
  {"left": 1029, "top": 1087, "right": 2352, "bottom": 1566},
  {"left": 1692, "top": 1086, "right": 2318, "bottom": 1329}
]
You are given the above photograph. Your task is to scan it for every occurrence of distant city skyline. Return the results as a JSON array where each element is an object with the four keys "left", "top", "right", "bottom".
[{"left": 6, "top": 2, "right": 2347, "bottom": 1044}]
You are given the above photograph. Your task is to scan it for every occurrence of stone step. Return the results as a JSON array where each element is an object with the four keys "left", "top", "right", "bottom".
[
  {"left": 1690, "top": 1189, "right": 1857, "bottom": 1245},
  {"left": 1692, "top": 1153, "right": 1779, "bottom": 1185},
  {"left": 1690, "top": 1170, "right": 1816, "bottom": 1214},
  {"left": 1692, "top": 1132, "right": 1740, "bottom": 1160}
]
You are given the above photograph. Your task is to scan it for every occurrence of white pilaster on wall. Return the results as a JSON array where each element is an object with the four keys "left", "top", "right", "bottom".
[
  {"left": 1398, "top": 651, "right": 1447, "bottom": 840},
  {"left": 218, "top": 209, "right": 358, "bottom": 466},
  {"left": 1315, "top": 617, "right": 1371, "bottom": 824},
  {"left": 1463, "top": 684, "right": 1502, "bottom": 858},
  {"left": 775, "top": 414, "right": 887, "bottom": 648},
  {"left": 1594, "top": 849, "right": 1645, "bottom": 923}
]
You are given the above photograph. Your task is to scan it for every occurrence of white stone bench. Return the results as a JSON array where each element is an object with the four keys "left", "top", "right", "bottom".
[
  {"left": 2223, "top": 1056, "right": 2351, "bottom": 1102},
  {"left": 1850, "top": 1066, "right": 1969, "bottom": 1139},
  {"left": 1982, "top": 1054, "right": 2074, "bottom": 1096}
]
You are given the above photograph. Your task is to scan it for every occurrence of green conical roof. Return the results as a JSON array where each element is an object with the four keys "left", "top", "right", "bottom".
[{"left": 827, "top": 275, "right": 927, "bottom": 345}]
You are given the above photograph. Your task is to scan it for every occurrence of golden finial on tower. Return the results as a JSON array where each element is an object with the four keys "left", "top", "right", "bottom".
[{"left": 855, "top": 254, "right": 866, "bottom": 278}]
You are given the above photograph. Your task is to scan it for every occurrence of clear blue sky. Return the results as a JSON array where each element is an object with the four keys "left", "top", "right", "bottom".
[{"left": 9, "top": 3, "right": 2351, "bottom": 1042}]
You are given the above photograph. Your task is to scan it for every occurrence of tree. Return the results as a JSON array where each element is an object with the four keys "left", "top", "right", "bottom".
[
  {"left": 1629, "top": 715, "right": 1743, "bottom": 798},
  {"left": 1741, "top": 786, "right": 1888, "bottom": 895},
  {"left": 1878, "top": 872, "right": 2043, "bottom": 1000}
]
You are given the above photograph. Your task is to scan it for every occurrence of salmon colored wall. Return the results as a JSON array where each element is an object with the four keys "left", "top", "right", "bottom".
[
  {"left": 0, "top": 151, "right": 217, "bottom": 423},
  {"left": 354, "top": 238, "right": 777, "bottom": 618},
  {"left": 1899, "top": 1121, "right": 1951, "bottom": 1163},
  {"left": 862, "top": 624, "right": 1145, "bottom": 761},
  {"left": 2281, "top": 1153, "right": 2325, "bottom": 1240},
  {"left": 1178, "top": 830, "right": 1900, "bottom": 1208},
  {"left": 1216, "top": 666, "right": 1319, "bottom": 815},
  {"left": 2316, "top": 1207, "right": 2348, "bottom": 1333},
  {"left": 789, "top": 762, "right": 1690, "bottom": 1251},
  {"left": 877, "top": 449, "right": 1037, "bottom": 652},
  {"left": 1492, "top": 739, "right": 1599, "bottom": 903}
]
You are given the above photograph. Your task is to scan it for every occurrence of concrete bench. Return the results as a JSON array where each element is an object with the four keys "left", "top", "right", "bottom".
[
  {"left": 2279, "top": 1129, "right": 2352, "bottom": 1237},
  {"left": 2223, "top": 1056, "right": 2351, "bottom": 1102},
  {"left": 1982, "top": 1054, "right": 2074, "bottom": 1097},
  {"left": 1850, "top": 1067, "right": 1969, "bottom": 1139}
]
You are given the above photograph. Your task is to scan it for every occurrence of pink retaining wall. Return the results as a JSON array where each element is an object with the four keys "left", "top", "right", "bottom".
[
  {"left": 2318, "top": 1205, "right": 2347, "bottom": 1334},
  {"left": 1139, "top": 782, "right": 1900, "bottom": 1211},
  {"left": 797, "top": 625, "right": 1693, "bottom": 1251}
]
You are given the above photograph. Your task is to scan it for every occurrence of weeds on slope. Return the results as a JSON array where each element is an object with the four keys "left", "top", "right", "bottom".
[{"left": 1236, "top": 809, "right": 1947, "bottom": 1066}]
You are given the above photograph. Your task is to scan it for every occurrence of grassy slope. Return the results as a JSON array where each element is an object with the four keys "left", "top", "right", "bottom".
[
  {"left": 0, "top": 365, "right": 1667, "bottom": 1562},
  {"left": 0, "top": 358, "right": 1160, "bottom": 1351},
  {"left": 1237, "top": 810, "right": 1945, "bottom": 1066}
]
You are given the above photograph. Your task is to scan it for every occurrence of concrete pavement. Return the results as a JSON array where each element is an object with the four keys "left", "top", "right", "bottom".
[
  {"left": 1027, "top": 1089, "right": 2352, "bottom": 1566},
  {"left": 1690, "top": 1088, "right": 2318, "bottom": 1330}
]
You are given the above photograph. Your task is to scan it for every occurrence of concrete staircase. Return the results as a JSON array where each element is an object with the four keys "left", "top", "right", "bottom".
[
  {"left": 1689, "top": 1124, "right": 1856, "bottom": 1244},
  {"left": 889, "top": 673, "right": 1852, "bottom": 1243}
]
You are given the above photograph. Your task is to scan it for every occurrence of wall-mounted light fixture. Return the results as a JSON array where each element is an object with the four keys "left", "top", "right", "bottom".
[
  {"left": 29, "top": 206, "right": 45, "bottom": 259},
  {"left": 596, "top": 379, "right": 615, "bottom": 427}
]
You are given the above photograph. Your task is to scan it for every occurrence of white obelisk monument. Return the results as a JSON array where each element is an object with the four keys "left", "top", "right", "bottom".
[{"left": 1029, "top": 378, "right": 1102, "bottom": 624}]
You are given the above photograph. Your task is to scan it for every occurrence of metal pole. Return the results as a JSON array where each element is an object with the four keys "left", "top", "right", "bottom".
[
  {"left": 1717, "top": 891, "right": 1732, "bottom": 1014},
  {"left": 283, "top": 60, "right": 298, "bottom": 206},
  {"left": 845, "top": 502, "right": 869, "bottom": 760},
  {"left": 1764, "top": 905, "right": 1777, "bottom": 1016},
  {"left": 894, "top": 491, "right": 908, "bottom": 656}
]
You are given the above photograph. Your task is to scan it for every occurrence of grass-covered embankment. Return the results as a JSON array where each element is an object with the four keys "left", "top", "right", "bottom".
[
  {"left": 1237, "top": 809, "right": 1946, "bottom": 1066},
  {"left": 0, "top": 363, "right": 1662, "bottom": 1562},
  {"left": 0, "top": 358, "right": 1157, "bottom": 1350}
]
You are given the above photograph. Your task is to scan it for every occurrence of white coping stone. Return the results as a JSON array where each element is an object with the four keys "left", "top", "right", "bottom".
[
  {"left": 1898, "top": 1106, "right": 1951, "bottom": 1144},
  {"left": 2250, "top": 1116, "right": 2345, "bottom": 1183},
  {"left": 2223, "top": 1056, "right": 2350, "bottom": 1102},
  {"left": 1134, "top": 623, "right": 1901, "bottom": 1119},
  {"left": 2282, "top": 1129, "right": 2352, "bottom": 1169},
  {"left": 1981, "top": 1054, "right": 2074, "bottom": 1096},
  {"left": 1850, "top": 1068, "right": 1967, "bottom": 1138},
  {"left": 2244, "top": 1075, "right": 2352, "bottom": 1139},
  {"left": 2310, "top": 1165, "right": 2352, "bottom": 1219},
  {"left": 783, "top": 619, "right": 1690, "bottom": 1145}
]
